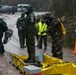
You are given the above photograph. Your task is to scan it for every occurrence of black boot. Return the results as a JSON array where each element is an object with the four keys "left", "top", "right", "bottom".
[
  {"left": 27, "top": 59, "right": 35, "bottom": 63},
  {"left": 44, "top": 47, "right": 47, "bottom": 50},
  {"left": 24, "top": 57, "right": 31, "bottom": 63},
  {"left": 20, "top": 45, "right": 26, "bottom": 48}
]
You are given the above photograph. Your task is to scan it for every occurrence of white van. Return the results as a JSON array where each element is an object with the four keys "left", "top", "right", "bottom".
[{"left": 17, "top": 4, "right": 30, "bottom": 12}]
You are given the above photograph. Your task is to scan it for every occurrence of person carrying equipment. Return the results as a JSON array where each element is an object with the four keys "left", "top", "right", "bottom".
[
  {"left": 44, "top": 14, "right": 66, "bottom": 59},
  {"left": 37, "top": 15, "right": 47, "bottom": 50},
  {"left": 0, "top": 18, "right": 8, "bottom": 55}
]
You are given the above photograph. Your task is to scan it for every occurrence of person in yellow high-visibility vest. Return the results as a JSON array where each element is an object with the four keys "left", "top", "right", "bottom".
[
  {"left": 35, "top": 15, "right": 41, "bottom": 42},
  {"left": 37, "top": 16, "right": 47, "bottom": 50}
]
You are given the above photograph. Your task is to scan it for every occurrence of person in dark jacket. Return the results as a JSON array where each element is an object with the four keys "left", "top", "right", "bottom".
[
  {"left": 16, "top": 12, "right": 26, "bottom": 48},
  {"left": 24, "top": 5, "right": 36, "bottom": 63},
  {"left": 0, "top": 18, "right": 8, "bottom": 55},
  {"left": 44, "top": 14, "right": 63, "bottom": 59},
  {"left": 49, "top": 17, "right": 63, "bottom": 59}
]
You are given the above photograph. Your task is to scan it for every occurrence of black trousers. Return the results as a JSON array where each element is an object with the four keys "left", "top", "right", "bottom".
[
  {"left": 26, "top": 34, "right": 35, "bottom": 60},
  {"left": 51, "top": 34, "right": 63, "bottom": 59},
  {"left": 37, "top": 35, "right": 47, "bottom": 49},
  {"left": 0, "top": 38, "right": 5, "bottom": 54}
]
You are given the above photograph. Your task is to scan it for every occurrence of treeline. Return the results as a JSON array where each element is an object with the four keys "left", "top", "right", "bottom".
[
  {"left": 49, "top": 0, "right": 76, "bottom": 49},
  {"left": 0, "top": 0, "right": 76, "bottom": 16},
  {"left": 49, "top": 0, "right": 76, "bottom": 17}
]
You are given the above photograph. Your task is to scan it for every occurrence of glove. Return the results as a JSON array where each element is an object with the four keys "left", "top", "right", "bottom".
[
  {"left": 41, "top": 31, "right": 46, "bottom": 34},
  {"left": 3, "top": 37, "right": 8, "bottom": 44},
  {"left": 18, "top": 26, "right": 23, "bottom": 30}
]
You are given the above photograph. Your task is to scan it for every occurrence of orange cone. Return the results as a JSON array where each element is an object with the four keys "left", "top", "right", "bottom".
[{"left": 73, "top": 41, "right": 76, "bottom": 54}]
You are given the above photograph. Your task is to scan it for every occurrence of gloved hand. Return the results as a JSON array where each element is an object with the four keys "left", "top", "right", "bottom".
[
  {"left": 3, "top": 37, "right": 8, "bottom": 44},
  {"left": 41, "top": 31, "right": 46, "bottom": 34},
  {"left": 18, "top": 26, "right": 23, "bottom": 30}
]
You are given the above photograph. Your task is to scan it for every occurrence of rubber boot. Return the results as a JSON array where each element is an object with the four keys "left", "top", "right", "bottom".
[{"left": 24, "top": 53, "right": 31, "bottom": 63}]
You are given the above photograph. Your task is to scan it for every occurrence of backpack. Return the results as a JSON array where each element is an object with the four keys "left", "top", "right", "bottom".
[{"left": 58, "top": 18, "right": 66, "bottom": 36}]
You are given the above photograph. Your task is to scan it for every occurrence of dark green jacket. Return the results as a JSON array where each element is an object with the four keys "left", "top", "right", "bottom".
[
  {"left": 16, "top": 17, "right": 26, "bottom": 30},
  {"left": 0, "top": 18, "right": 8, "bottom": 53},
  {"left": 25, "top": 12, "right": 35, "bottom": 35},
  {"left": 0, "top": 18, "right": 8, "bottom": 39}
]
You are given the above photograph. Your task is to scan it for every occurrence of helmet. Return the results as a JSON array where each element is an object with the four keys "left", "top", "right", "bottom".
[
  {"left": 25, "top": 4, "right": 33, "bottom": 14},
  {"left": 41, "top": 15, "right": 45, "bottom": 23},
  {"left": 0, "top": 18, "right": 3, "bottom": 23},
  {"left": 3, "top": 29, "right": 13, "bottom": 44},
  {"left": 36, "top": 15, "right": 41, "bottom": 22}
]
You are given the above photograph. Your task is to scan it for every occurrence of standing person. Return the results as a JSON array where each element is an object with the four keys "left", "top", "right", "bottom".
[
  {"left": 37, "top": 16, "right": 47, "bottom": 50},
  {"left": 0, "top": 18, "right": 8, "bottom": 56},
  {"left": 35, "top": 15, "right": 41, "bottom": 46},
  {"left": 16, "top": 12, "right": 26, "bottom": 48},
  {"left": 35, "top": 15, "right": 41, "bottom": 41},
  {"left": 24, "top": 5, "right": 36, "bottom": 63}
]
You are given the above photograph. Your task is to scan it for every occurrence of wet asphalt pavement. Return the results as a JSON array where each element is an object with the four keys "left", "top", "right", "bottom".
[{"left": 0, "top": 43, "right": 75, "bottom": 75}]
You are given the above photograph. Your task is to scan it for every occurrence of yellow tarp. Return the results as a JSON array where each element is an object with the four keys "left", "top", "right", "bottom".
[{"left": 11, "top": 53, "right": 76, "bottom": 75}]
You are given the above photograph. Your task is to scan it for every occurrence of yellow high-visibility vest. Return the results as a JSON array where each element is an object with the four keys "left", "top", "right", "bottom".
[{"left": 38, "top": 22, "right": 47, "bottom": 35}]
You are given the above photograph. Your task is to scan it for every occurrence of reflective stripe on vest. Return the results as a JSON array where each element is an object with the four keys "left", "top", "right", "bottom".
[{"left": 38, "top": 22, "right": 47, "bottom": 35}]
